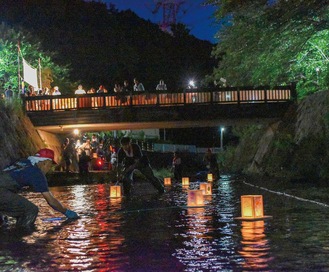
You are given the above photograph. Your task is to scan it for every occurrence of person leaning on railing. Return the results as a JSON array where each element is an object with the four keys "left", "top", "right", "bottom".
[
  {"left": 156, "top": 79, "right": 167, "bottom": 91},
  {"left": 133, "top": 78, "right": 145, "bottom": 92}
]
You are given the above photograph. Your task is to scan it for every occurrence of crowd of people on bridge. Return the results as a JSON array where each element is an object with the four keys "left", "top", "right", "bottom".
[{"left": 13, "top": 78, "right": 169, "bottom": 98}]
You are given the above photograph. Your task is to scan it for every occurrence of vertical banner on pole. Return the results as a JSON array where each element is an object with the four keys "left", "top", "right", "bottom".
[
  {"left": 22, "top": 58, "right": 38, "bottom": 90},
  {"left": 17, "top": 41, "right": 21, "bottom": 96}
]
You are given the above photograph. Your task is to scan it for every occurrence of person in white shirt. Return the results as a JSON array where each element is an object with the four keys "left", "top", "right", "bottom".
[
  {"left": 75, "top": 84, "right": 86, "bottom": 95},
  {"left": 52, "top": 86, "right": 61, "bottom": 95},
  {"left": 133, "top": 78, "right": 145, "bottom": 92}
]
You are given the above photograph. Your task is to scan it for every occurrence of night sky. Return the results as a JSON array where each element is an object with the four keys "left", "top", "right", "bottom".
[
  {"left": 103, "top": 0, "right": 218, "bottom": 43},
  {"left": 101, "top": 1, "right": 221, "bottom": 146}
]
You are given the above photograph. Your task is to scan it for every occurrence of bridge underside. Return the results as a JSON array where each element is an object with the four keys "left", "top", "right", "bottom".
[{"left": 28, "top": 103, "right": 293, "bottom": 134}]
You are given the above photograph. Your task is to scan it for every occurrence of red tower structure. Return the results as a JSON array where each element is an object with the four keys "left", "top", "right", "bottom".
[{"left": 152, "top": 0, "right": 185, "bottom": 33}]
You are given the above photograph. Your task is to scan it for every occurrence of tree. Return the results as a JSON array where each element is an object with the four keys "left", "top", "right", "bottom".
[
  {"left": 207, "top": 0, "right": 329, "bottom": 97},
  {"left": 0, "top": 23, "right": 71, "bottom": 94}
]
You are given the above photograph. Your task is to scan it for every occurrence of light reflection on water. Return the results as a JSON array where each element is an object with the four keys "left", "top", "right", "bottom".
[{"left": 1, "top": 175, "right": 329, "bottom": 271}]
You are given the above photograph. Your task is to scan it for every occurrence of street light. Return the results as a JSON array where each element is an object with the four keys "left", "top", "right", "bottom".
[{"left": 220, "top": 127, "right": 225, "bottom": 150}]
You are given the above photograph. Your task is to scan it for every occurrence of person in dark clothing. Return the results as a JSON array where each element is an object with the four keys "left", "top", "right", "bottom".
[
  {"left": 203, "top": 148, "right": 220, "bottom": 180},
  {"left": 117, "top": 137, "right": 165, "bottom": 197},
  {"left": 172, "top": 151, "right": 182, "bottom": 181},
  {"left": 78, "top": 150, "right": 91, "bottom": 175},
  {"left": 0, "top": 148, "right": 79, "bottom": 230},
  {"left": 62, "top": 138, "right": 73, "bottom": 173}
]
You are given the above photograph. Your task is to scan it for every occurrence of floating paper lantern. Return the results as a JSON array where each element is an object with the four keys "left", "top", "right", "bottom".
[
  {"left": 187, "top": 190, "right": 204, "bottom": 207},
  {"left": 236, "top": 195, "right": 272, "bottom": 220},
  {"left": 164, "top": 177, "right": 171, "bottom": 186},
  {"left": 241, "top": 195, "right": 263, "bottom": 218},
  {"left": 182, "top": 177, "right": 190, "bottom": 186},
  {"left": 199, "top": 182, "right": 212, "bottom": 195},
  {"left": 110, "top": 185, "right": 122, "bottom": 198},
  {"left": 207, "top": 173, "right": 213, "bottom": 182},
  {"left": 92, "top": 152, "right": 98, "bottom": 158}
]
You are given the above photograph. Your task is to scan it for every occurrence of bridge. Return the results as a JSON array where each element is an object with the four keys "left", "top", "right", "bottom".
[{"left": 23, "top": 85, "right": 296, "bottom": 134}]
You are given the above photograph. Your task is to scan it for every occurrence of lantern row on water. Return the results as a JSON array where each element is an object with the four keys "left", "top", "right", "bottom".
[
  {"left": 110, "top": 178, "right": 272, "bottom": 220},
  {"left": 163, "top": 174, "right": 213, "bottom": 187}
]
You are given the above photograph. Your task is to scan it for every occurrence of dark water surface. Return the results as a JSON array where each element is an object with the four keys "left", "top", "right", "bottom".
[{"left": 1, "top": 175, "right": 329, "bottom": 271}]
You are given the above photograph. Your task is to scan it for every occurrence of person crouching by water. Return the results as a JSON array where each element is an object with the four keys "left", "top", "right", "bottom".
[
  {"left": 117, "top": 137, "right": 165, "bottom": 197},
  {"left": 0, "top": 148, "right": 79, "bottom": 231}
]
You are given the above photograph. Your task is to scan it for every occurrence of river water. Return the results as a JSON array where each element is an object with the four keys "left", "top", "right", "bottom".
[{"left": 1, "top": 175, "right": 329, "bottom": 271}]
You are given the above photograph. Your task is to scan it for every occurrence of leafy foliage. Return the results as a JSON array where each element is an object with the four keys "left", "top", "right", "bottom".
[
  {"left": 207, "top": 0, "right": 329, "bottom": 97},
  {"left": 0, "top": 23, "right": 71, "bottom": 93}
]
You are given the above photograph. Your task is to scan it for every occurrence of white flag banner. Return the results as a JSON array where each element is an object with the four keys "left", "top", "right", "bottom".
[{"left": 22, "top": 58, "right": 38, "bottom": 89}]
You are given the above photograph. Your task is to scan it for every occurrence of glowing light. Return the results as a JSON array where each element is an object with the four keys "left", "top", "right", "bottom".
[
  {"left": 97, "top": 158, "right": 103, "bottom": 166},
  {"left": 199, "top": 183, "right": 212, "bottom": 196},
  {"left": 182, "top": 177, "right": 190, "bottom": 186},
  {"left": 236, "top": 195, "right": 272, "bottom": 220},
  {"left": 207, "top": 173, "right": 213, "bottom": 182},
  {"left": 110, "top": 185, "right": 122, "bottom": 198},
  {"left": 241, "top": 195, "right": 263, "bottom": 218},
  {"left": 164, "top": 177, "right": 171, "bottom": 186},
  {"left": 73, "top": 129, "right": 79, "bottom": 135},
  {"left": 187, "top": 190, "right": 204, "bottom": 207}
]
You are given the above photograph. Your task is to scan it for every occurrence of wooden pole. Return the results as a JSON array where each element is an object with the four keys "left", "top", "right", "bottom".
[{"left": 17, "top": 41, "right": 21, "bottom": 97}]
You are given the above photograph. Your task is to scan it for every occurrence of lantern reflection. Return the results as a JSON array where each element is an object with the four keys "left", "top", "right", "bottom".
[
  {"left": 238, "top": 220, "right": 272, "bottom": 270},
  {"left": 49, "top": 184, "right": 127, "bottom": 270}
]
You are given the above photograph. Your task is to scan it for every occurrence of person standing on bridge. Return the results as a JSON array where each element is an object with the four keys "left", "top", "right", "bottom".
[
  {"left": 122, "top": 80, "right": 131, "bottom": 94},
  {"left": 0, "top": 148, "right": 79, "bottom": 231},
  {"left": 75, "top": 84, "right": 86, "bottom": 95},
  {"left": 156, "top": 80, "right": 167, "bottom": 91},
  {"left": 117, "top": 137, "right": 165, "bottom": 198},
  {"left": 97, "top": 85, "right": 108, "bottom": 93},
  {"left": 133, "top": 78, "right": 145, "bottom": 92},
  {"left": 52, "top": 86, "right": 61, "bottom": 95}
]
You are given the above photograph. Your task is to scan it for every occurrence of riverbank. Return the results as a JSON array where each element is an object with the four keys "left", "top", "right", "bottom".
[{"left": 241, "top": 174, "right": 329, "bottom": 206}]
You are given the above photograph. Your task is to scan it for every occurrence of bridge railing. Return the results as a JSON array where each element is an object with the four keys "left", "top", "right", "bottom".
[{"left": 22, "top": 85, "right": 296, "bottom": 112}]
